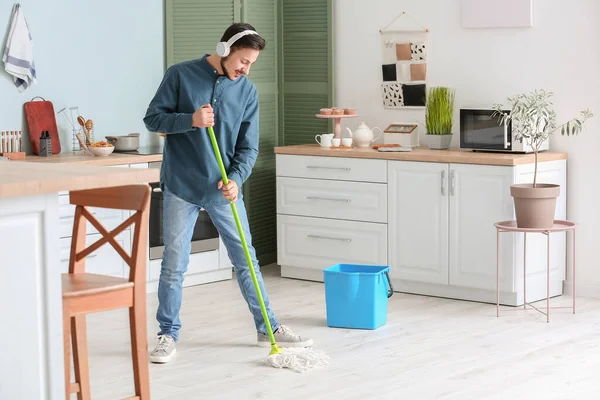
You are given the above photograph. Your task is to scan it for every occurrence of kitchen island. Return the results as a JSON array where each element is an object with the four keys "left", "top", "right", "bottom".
[
  {"left": 0, "top": 158, "right": 159, "bottom": 400},
  {"left": 274, "top": 144, "right": 569, "bottom": 308}
]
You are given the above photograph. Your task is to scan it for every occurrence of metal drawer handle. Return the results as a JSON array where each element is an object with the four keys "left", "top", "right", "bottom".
[
  {"left": 306, "top": 165, "right": 351, "bottom": 171},
  {"left": 307, "top": 234, "right": 351, "bottom": 242},
  {"left": 306, "top": 196, "right": 351, "bottom": 203}
]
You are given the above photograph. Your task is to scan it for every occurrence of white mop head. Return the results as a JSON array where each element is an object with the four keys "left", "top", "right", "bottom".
[{"left": 264, "top": 347, "right": 330, "bottom": 373}]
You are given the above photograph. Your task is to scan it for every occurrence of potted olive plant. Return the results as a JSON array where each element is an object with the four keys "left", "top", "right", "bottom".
[
  {"left": 493, "top": 89, "right": 593, "bottom": 229},
  {"left": 425, "top": 86, "right": 455, "bottom": 149}
]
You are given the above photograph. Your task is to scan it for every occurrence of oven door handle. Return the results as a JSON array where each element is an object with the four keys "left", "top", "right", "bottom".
[{"left": 503, "top": 120, "right": 509, "bottom": 149}]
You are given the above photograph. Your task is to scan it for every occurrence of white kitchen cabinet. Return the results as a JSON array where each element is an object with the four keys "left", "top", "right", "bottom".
[
  {"left": 388, "top": 161, "right": 449, "bottom": 285},
  {"left": 276, "top": 153, "right": 567, "bottom": 306},
  {"left": 277, "top": 214, "right": 388, "bottom": 281},
  {"left": 276, "top": 176, "right": 387, "bottom": 223},
  {"left": 276, "top": 154, "right": 389, "bottom": 282},
  {"left": 388, "top": 159, "right": 566, "bottom": 305},
  {"left": 448, "top": 163, "right": 515, "bottom": 292}
]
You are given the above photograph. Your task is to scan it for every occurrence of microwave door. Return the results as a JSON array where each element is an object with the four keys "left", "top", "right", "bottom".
[{"left": 460, "top": 110, "right": 511, "bottom": 151}]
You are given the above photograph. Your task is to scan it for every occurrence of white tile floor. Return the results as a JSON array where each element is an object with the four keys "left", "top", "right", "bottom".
[{"left": 80, "top": 265, "right": 600, "bottom": 399}]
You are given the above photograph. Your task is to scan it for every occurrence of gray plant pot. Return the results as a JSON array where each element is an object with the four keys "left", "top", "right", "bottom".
[{"left": 425, "top": 134, "right": 452, "bottom": 150}]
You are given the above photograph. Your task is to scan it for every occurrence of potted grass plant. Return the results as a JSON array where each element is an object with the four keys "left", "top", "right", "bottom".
[
  {"left": 425, "top": 86, "right": 455, "bottom": 149},
  {"left": 493, "top": 89, "right": 593, "bottom": 229}
]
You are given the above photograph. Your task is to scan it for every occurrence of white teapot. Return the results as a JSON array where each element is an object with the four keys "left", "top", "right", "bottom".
[{"left": 345, "top": 122, "right": 383, "bottom": 148}]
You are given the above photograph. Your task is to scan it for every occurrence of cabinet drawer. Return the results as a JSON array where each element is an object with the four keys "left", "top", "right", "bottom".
[
  {"left": 59, "top": 231, "right": 131, "bottom": 278},
  {"left": 59, "top": 194, "right": 130, "bottom": 238},
  {"left": 277, "top": 215, "right": 387, "bottom": 270},
  {"left": 276, "top": 154, "right": 387, "bottom": 183},
  {"left": 277, "top": 177, "right": 387, "bottom": 223}
]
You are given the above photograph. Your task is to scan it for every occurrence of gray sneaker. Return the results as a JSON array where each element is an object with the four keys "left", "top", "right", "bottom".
[
  {"left": 149, "top": 335, "right": 176, "bottom": 363},
  {"left": 257, "top": 324, "right": 313, "bottom": 348}
]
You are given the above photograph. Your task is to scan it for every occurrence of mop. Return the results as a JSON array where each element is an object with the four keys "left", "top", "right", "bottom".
[{"left": 207, "top": 125, "right": 329, "bottom": 373}]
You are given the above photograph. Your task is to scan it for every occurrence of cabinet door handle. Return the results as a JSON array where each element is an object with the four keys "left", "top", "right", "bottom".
[
  {"left": 306, "top": 165, "right": 351, "bottom": 171},
  {"left": 441, "top": 170, "right": 446, "bottom": 196},
  {"left": 450, "top": 170, "right": 455, "bottom": 196},
  {"left": 307, "top": 234, "right": 351, "bottom": 242},
  {"left": 306, "top": 196, "right": 351, "bottom": 203}
]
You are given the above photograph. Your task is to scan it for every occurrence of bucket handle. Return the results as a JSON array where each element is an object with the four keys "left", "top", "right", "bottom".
[{"left": 384, "top": 271, "right": 394, "bottom": 298}]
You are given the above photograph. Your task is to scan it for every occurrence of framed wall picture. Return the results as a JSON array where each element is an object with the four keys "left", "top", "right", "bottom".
[{"left": 384, "top": 123, "right": 417, "bottom": 134}]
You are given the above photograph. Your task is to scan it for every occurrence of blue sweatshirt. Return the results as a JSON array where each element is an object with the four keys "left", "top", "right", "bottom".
[{"left": 143, "top": 54, "right": 259, "bottom": 207}]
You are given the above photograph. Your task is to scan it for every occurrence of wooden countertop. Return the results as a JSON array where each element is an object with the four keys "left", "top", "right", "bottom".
[
  {"left": 11, "top": 151, "right": 163, "bottom": 165},
  {"left": 0, "top": 161, "right": 160, "bottom": 198},
  {"left": 274, "top": 145, "right": 567, "bottom": 166}
]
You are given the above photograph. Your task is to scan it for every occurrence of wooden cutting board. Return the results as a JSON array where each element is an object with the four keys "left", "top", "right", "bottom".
[{"left": 23, "top": 97, "right": 61, "bottom": 155}]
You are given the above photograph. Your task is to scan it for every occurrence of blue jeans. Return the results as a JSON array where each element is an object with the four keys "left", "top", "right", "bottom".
[{"left": 156, "top": 185, "right": 279, "bottom": 341}]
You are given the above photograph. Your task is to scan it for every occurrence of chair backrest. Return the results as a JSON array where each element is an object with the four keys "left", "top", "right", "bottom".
[{"left": 68, "top": 184, "right": 151, "bottom": 284}]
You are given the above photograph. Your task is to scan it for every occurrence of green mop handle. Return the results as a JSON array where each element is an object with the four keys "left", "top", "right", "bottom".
[{"left": 207, "top": 126, "right": 278, "bottom": 348}]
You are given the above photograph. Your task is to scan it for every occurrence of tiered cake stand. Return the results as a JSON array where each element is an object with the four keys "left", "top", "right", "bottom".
[{"left": 315, "top": 114, "right": 358, "bottom": 139}]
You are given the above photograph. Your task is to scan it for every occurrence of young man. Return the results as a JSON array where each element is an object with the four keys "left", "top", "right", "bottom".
[{"left": 143, "top": 23, "right": 313, "bottom": 363}]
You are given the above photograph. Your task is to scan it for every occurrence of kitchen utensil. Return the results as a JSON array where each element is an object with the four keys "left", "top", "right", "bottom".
[
  {"left": 315, "top": 133, "right": 334, "bottom": 148},
  {"left": 23, "top": 96, "right": 62, "bottom": 155},
  {"left": 75, "top": 134, "right": 88, "bottom": 151},
  {"left": 345, "top": 122, "right": 383, "bottom": 148},
  {"left": 331, "top": 138, "right": 341, "bottom": 147},
  {"left": 342, "top": 138, "right": 353, "bottom": 147},
  {"left": 77, "top": 116, "right": 91, "bottom": 145},
  {"left": 105, "top": 133, "right": 140, "bottom": 152}
]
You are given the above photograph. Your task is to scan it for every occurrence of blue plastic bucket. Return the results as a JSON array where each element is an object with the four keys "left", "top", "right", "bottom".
[{"left": 323, "top": 264, "right": 394, "bottom": 330}]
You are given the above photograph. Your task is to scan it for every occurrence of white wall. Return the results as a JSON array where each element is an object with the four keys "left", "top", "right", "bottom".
[
  {"left": 0, "top": 0, "right": 164, "bottom": 153},
  {"left": 335, "top": 0, "right": 600, "bottom": 296}
]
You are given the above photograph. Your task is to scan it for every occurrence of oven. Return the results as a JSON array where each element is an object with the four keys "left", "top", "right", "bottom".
[{"left": 148, "top": 161, "right": 220, "bottom": 260}]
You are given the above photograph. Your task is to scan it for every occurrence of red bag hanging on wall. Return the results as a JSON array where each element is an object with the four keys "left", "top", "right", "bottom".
[{"left": 23, "top": 96, "right": 61, "bottom": 155}]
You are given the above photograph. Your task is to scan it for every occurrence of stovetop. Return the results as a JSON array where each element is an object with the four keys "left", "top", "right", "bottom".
[{"left": 116, "top": 145, "right": 164, "bottom": 155}]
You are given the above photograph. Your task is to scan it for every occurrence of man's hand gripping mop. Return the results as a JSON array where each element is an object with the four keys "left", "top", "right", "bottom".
[{"left": 207, "top": 126, "right": 330, "bottom": 373}]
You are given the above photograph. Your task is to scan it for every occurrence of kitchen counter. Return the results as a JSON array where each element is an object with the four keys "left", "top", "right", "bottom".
[
  {"left": 0, "top": 161, "right": 160, "bottom": 198},
  {"left": 11, "top": 151, "right": 163, "bottom": 165},
  {"left": 0, "top": 154, "right": 160, "bottom": 399},
  {"left": 274, "top": 144, "right": 567, "bottom": 166}
]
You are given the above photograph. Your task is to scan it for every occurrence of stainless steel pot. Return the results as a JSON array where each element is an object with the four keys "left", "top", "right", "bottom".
[{"left": 105, "top": 133, "right": 140, "bottom": 151}]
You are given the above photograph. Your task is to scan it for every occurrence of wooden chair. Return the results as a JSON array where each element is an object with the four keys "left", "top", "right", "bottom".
[{"left": 62, "top": 184, "right": 151, "bottom": 400}]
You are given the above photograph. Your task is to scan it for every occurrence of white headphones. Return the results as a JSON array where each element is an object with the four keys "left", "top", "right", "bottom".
[{"left": 216, "top": 29, "right": 259, "bottom": 57}]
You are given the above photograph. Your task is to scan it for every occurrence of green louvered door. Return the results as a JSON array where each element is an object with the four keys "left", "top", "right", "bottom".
[
  {"left": 165, "top": 0, "right": 333, "bottom": 267},
  {"left": 242, "top": 0, "right": 279, "bottom": 265},
  {"left": 280, "top": 0, "right": 335, "bottom": 145},
  {"left": 165, "top": 0, "right": 240, "bottom": 67}
]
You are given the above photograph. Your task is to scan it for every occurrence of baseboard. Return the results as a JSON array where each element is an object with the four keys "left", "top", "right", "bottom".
[
  {"left": 564, "top": 280, "right": 600, "bottom": 298},
  {"left": 280, "top": 265, "right": 564, "bottom": 307}
]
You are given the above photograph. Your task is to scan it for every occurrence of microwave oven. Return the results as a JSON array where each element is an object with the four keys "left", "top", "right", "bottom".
[{"left": 459, "top": 109, "right": 549, "bottom": 153}]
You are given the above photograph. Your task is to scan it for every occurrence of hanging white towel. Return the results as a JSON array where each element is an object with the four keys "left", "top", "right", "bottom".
[{"left": 2, "top": 3, "right": 36, "bottom": 92}]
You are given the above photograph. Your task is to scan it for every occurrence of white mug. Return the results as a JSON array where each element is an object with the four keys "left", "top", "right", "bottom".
[
  {"left": 315, "top": 133, "right": 334, "bottom": 147},
  {"left": 331, "top": 138, "right": 341, "bottom": 147},
  {"left": 342, "top": 138, "right": 353, "bottom": 147}
]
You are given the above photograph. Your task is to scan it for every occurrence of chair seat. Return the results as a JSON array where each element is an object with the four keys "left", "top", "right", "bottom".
[{"left": 62, "top": 273, "right": 133, "bottom": 298}]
